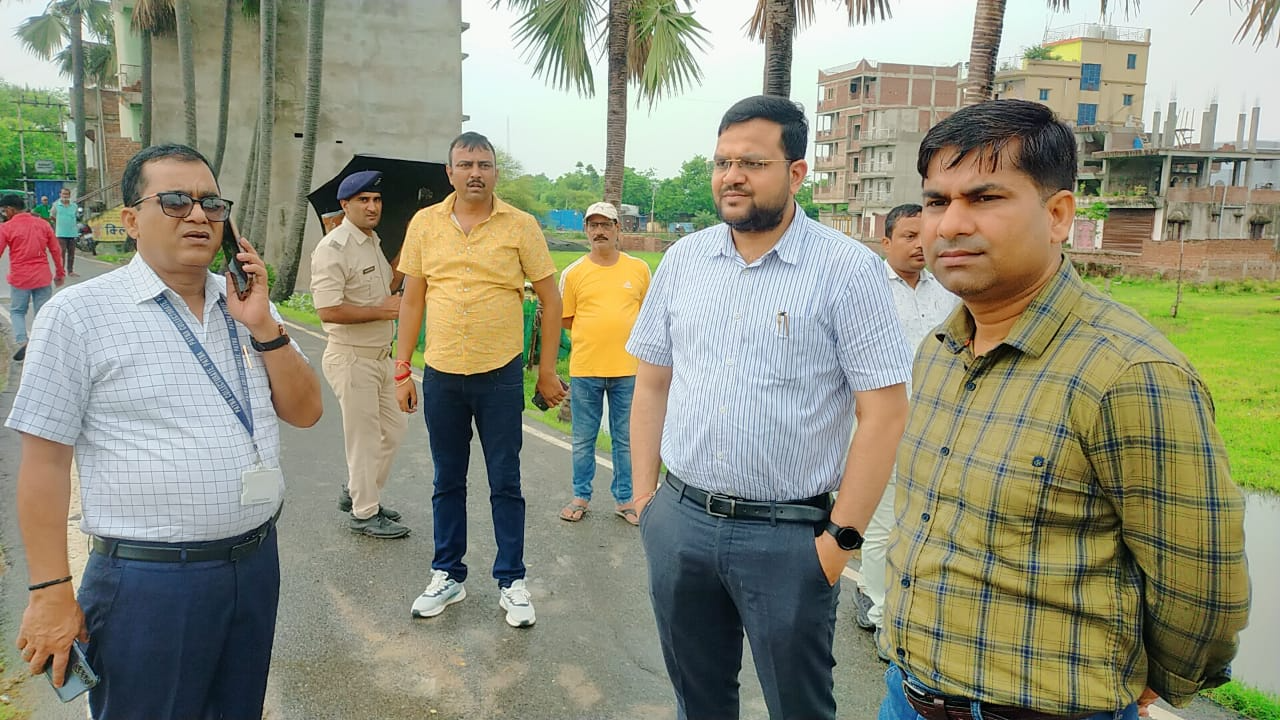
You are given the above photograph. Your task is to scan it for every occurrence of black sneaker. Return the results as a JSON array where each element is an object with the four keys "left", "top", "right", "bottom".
[
  {"left": 852, "top": 586, "right": 876, "bottom": 631},
  {"left": 348, "top": 513, "right": 411, "bottom": 539},
  {"left": 12, "top": 344, "right": 26, "bottom": 362},
  {"left": 338, "top": 487, "right": 401, "bottom": 521}
]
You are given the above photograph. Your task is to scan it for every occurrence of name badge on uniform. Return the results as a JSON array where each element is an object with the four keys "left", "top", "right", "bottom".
[
  {"left": 241, "top": 466, "right": 283, "bottom": 506},
  {"left": 361, "top": 265, "right": 376, "bottom": 275}
]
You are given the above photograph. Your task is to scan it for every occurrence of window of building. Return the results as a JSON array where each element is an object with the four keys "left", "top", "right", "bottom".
[
  {"left": 885, "top": 150, "right": 893, "bottom": 165},
  {"left": 1080, "top": 63, "right": 1101, "bottom": 91},
  {"left": 1123, "top": 94, "right": 1134, "bottom": 106},
  {"left": 850, "top": 81, "right": 860, "bottom": 95},
  {"left": 1127, "top": 53, "right": 1137, "bottom": 70},
  {"left": 1078, "top": 103, "right": 1098, "bottom": 126},
  {"left": 825, "top": 87, "right": 834, "bottom": 100},
  {"left": 1039, "top": 88, "right": 1051, "bottom": 101},
  {"left": 852, "top": 124, "right": 861, "bottom": 140},
  {"left": 852, "top": 157, "right": 860, "bottom": 172},
  {"left": 1250, "top": 220, "right": 1268, "bottom": 240}
]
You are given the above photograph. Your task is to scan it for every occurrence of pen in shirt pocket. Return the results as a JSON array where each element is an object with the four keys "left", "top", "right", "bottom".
[{"left": 776, "top": 311, "right": 789, "bottom": 338}]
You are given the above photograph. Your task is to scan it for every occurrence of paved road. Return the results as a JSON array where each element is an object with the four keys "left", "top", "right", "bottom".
[{"left": 0, "top": 253, "right": 1239, "bottom": 720}]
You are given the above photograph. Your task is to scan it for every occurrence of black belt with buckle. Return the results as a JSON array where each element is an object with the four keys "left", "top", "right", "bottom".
[
  {"left": 91, "top": 505, "right": 282, "bottom": 563},
  {"left": 902, "top": 681, "right": 1096, "bottom": 720},
  {"left": 665, "top": 472, "right": 830, "bottom": 525}
]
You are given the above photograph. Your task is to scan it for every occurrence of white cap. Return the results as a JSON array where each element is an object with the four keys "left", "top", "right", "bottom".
[{"left": 584, "top": 201, "right": 619, "bottom": 222}]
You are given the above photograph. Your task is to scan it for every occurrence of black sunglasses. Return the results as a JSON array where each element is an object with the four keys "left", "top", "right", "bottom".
[{"left": 132, "top": 192, "right": 234, "bottom": 222}]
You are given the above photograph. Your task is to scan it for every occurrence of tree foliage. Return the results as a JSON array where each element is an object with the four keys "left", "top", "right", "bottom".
[{"left": 0, "top": 82, "right": 73, "bottom": 189}]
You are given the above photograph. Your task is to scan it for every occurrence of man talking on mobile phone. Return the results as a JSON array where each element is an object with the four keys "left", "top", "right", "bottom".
[{"left": 7, "top": 144, "right": 322, "bottom": 719}]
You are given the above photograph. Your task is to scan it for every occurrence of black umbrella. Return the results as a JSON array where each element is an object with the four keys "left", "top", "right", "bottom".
[{"left": 307, "top": 155, "right": 453, "bottom": 262}]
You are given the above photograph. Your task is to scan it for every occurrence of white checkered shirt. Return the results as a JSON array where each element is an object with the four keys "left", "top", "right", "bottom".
[
  {"left": 5, "top": 254, "right": 304, "bottom": 542},
  {"left": 883, "top": 259, "right": 961, "bottom": 397}
]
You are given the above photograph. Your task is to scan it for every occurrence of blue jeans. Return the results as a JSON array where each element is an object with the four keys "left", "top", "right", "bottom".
[
  {"left": 641, "top": 481, "right": 840, "bottom": 719},
  {"left": 878, "top": 665, "right": 1139, "bottom": 720},
  {"left": 9, "top": 284, "right": 52, "bottom": 345},
  {"left": 421, "top": 355, "right": 526, "bottom": 587},
  {"left": 570, "top": 375, "right": 634, "bottom": 504},
  {"left": 78, "top": 525, "right": 280, "bottom": 720}
]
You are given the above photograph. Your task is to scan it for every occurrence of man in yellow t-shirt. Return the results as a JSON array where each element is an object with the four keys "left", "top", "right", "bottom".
[{"left": 557, "top": 201, "right": 651, "bottom": 525}]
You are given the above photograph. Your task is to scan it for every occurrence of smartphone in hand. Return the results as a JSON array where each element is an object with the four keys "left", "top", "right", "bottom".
[
  {"left": 221, "top": 217, "right": 251, "bottom": 301},
  {"left": 531, "top": 377, "right": 569, "bottom": 411},
  {"left": 45, "top": 639, "right": 99, "bottom": 703}
]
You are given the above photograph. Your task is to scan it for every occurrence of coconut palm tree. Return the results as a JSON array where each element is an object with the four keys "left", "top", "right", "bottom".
[
  {"left": 16, "top": 0, "right": 112, "bottom": 200},
  {"left": 501, "top": 0, "right": 707, "bottom": 208},
  {"left": 212, "top": 0, "right": 236, "bottom": 173},
  {"left": 272, "top": 0, "right": 325, "bottom": 302},
  {"left": 130, "top": 0, "right": 174, "bottom": 149},
  {"left": 173, "top": 0, "right": 197, "bottom": 146},
  {"left": 249, "top": 0, "right": 276, "bottom": 254},
  {"left": 747, "top": 0, "right": 892, "bottom": 98}
]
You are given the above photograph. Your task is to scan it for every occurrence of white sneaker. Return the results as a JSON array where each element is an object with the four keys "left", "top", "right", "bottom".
[
  {"left": 499, "top": 579, "right": 536, "bottom": 628},
  {"left": 411, "top": 570, "right": 466, "bottom": 618}
]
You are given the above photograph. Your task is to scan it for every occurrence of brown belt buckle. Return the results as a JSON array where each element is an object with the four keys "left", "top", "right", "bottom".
[{"left": 903, "top": 681, "right": 956, "bottom": 720}]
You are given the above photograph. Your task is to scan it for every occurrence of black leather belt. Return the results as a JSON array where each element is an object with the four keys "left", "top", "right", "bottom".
[
  {"left": 91, "top": 505, "right": 282, "bottom": 563},
  {"left": 902, "top": 681, "right": 1095, "bottom": 720},
  {"left": 665, "top": 472, "right": 830, "bottom": 524}
]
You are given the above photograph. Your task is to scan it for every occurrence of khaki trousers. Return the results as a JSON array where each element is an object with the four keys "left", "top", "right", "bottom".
[{"left": 321, "top": 343, "right": 408, "bottom": 520}]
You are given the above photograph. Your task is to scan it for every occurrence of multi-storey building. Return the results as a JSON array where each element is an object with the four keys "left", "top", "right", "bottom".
[
  {"left": 812, "top": 60, "right": 962, "bottom": 239},
  {"left": 994, "top": 23, "right": 1150, "bottom": 131}
]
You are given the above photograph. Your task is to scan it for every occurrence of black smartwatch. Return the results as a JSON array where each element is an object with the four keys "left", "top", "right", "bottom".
[
  {"left": 250, "top": 323, "right": 290, "bottom": 352},
  {"left": 825, "top": 522, "right": 864, "bottom": 551}
]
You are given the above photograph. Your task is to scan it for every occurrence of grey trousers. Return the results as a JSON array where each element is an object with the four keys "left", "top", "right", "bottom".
[{"left": 640, "top": 481, "right": 840, "bottom": 720}]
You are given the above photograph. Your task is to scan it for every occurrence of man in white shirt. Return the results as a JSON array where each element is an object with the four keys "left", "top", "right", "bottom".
[
  {"left": 6, "top": 144, "right": 322, "bottom": 719},
  {"left": 851, "top": 203, "right": 959, "bottom": 657}
]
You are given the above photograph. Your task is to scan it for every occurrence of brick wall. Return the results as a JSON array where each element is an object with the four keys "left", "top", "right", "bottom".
[
  {"left": 80, "top": 87, "right": 142, "bottom": 203},
  {"left": 619, "top": 234, "right": 672, "bottom": 253},
  {"left": 1070, "top": 237, "right": 1279, "bottom": 280}
]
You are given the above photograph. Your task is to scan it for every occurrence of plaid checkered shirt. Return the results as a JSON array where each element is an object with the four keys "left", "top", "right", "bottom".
[{"left": 882, "top": 259, "right": 1250, "bottom": 714}]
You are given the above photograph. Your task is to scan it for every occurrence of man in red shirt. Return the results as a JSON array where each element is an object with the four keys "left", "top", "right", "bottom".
[{"left": 1, "top": 194, "right": 65, "bottom": 362}]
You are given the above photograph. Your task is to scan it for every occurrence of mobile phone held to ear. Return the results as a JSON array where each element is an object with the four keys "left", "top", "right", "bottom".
[
  {"left": 46, "top": 639, "right": 99, "bottom": 703},
  {"left": 222, "top": 218, "right": 252, "bottom": 301}
]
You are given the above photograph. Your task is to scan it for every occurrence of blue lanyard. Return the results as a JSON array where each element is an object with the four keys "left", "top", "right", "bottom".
[{"left": 155, "top": 294, "right": 254, "bottom": 443}]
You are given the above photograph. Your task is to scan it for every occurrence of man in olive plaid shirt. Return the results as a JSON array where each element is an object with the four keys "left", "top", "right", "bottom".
[{"left": 879, "top": 100, "right": 1250, "bottom": 720}]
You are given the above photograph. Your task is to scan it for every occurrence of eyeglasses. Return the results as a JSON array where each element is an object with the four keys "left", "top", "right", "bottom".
[
  {"left": 711, "top": 158, "right": 795, "bottom": 173},
  {"left": 132, "top": 192, "right": 234, "bottom": 222},
  {"left": 586, "top": 221, "right": 616, "bottom": 231}
]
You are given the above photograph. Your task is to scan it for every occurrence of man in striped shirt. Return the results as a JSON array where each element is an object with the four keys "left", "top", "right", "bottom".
[{"left": 627, "top": 95, "right": 912, "bottom": 720}]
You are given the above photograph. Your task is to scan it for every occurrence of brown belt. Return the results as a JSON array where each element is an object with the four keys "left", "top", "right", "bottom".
[{"left": 902, "top": 682, "right": 1095, "bottom": 720}]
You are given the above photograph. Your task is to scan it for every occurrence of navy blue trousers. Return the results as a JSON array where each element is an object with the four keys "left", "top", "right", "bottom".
[
  {"left": 641, "top": 481, "right": 841, "bottom": 720},
  {"left": 78, "top": 526, "right": 280, "bottom": 720},
  {"left": 421, "top": 355, "right": 526, "bottom": 586}
]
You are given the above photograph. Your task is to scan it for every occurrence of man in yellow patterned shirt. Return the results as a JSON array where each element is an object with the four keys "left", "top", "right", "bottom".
[
  {"left": 879, "top": 100, "right": 1248, "bottom": 720},
  {"left": 395, "top": 132, "right": 567, "bottom": 629},
  {"left": 556, "top": 201, "right": 650, "bottom": 526}
]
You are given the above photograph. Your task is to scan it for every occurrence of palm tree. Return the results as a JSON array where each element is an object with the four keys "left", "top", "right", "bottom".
[
  {"left": 174, "top": 0, "right": 197, "bottom": 146},
  {"left": 249, "top": 0, "right": 277, "bottom": 254},
  {"left": 130, "top": 0, "right": 175, "bottom": 149},
  {"left": 1215, "top": 0, "right": 1280, "bottom": 46},
  {"left": 212, "top": 0, "right": 236, "bottom": 174},
  {"left": 747, "top": 0, "right": 892, "bottom": 98},
  {"left": 272, "top": 0, "right": 325, "bottom": 302},
  {"left": 17, "top": 0, "right": 113, "bottom": 200},
  {"left": 501, "top": 0, "right": 707, "bottom": 208}
]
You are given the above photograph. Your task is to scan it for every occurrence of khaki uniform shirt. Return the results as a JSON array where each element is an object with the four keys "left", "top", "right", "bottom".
[
  {"left": 310, "top": 218, "right": 395, "bottom": 347},
  {"left": 398, "top": 193, "right": 555, "bottom": 375}
]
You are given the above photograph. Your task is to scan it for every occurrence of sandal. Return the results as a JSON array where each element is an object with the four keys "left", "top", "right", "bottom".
[
  {"left": 559, "top": 500, "right": 589, "bottom": 522},
  {"left": 615, "top": 506, "right": 640, "bottom": 526}
]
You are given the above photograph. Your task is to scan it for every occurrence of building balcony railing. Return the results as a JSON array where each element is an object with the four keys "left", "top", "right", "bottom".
[
  {"left": 815, "top": 127, "right": 846, "bottom": 141},
  {"left": 813, "top": 156, "right": 843, "bottom": 172},
  {"left": 861, "top": 161, "right": 896, "bottom": 175},
  {"left": 859, "top": 127, "right": 897, "bottom": 145},
  {"left": 856, "top": 190, "right": 895, "bottom": 204},
  {"left": 1043, "top": 23, "right": 1149, "bottom": 44},
  {"left": 813, "top": 184, "right": 845, "bottom": 203}
]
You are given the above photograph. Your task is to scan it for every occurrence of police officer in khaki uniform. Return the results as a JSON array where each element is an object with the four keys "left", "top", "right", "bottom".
[{"left": 310, "top": 170, "right": 410, "bottom": 538}]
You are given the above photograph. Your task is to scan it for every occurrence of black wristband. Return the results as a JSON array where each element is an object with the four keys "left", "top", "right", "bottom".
[
  {"left": 28, "top": 575, "right": 73, "bottom": 592},
  {"left": 250, "top": 323, "right": 290, "bottom": 352}
]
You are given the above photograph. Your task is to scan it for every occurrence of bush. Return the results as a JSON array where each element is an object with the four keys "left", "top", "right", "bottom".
[{"left": 281, "top": 292, "right": 315, "bottom": 315}]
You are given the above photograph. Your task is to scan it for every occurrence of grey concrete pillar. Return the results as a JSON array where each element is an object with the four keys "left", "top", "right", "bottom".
[
  {"left": 1249, "top": 106, "right": 1261, "bottom": 151},
  {"left": 1159, "top": 154, "right": 1172, "bottom": 197}
]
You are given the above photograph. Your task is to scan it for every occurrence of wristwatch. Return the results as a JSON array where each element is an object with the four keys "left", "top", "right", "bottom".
[
  {"left": 825, "top": 522, "right": 865, "bottom": 551},
  {"left": 250, "top": 323, "right": 290, "bottom": 352}
]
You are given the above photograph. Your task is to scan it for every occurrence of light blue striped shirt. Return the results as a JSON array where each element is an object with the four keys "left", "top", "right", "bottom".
[{"left": 626, "top": 206, "right": 912, "bottom": 500}]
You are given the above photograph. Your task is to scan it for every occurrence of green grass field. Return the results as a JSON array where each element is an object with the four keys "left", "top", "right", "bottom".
[{"left": 1095, "top": 278, "right": 1280, "bottom": 494}]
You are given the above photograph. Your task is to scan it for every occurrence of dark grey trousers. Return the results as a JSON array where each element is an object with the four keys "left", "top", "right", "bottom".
[{"left": 640, "top": 481, "right": 840, "bottom": 720}]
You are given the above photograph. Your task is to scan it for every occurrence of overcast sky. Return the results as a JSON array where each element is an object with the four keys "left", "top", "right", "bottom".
[{"left": 2, "top": 0, "right": 1276, "bottom": 179}]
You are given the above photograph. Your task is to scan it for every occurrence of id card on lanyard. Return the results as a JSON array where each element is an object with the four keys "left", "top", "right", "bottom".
[{"left": 155, "top": 294, "right": 282, "bottom": 506}]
